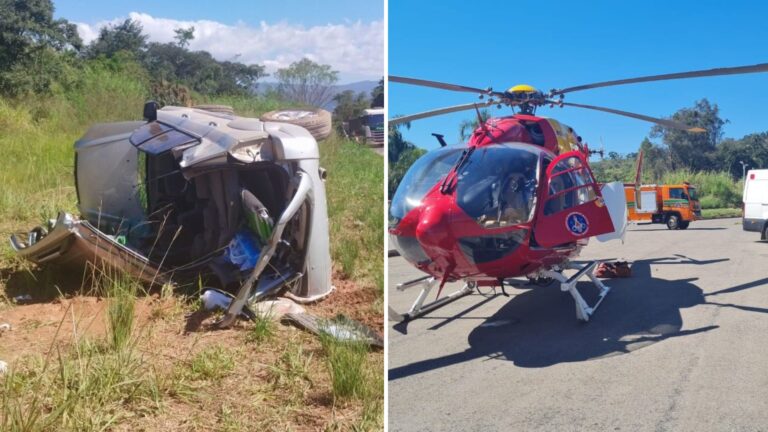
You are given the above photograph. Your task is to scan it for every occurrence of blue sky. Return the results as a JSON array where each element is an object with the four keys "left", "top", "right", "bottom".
[
  {"left": 389, "top": 0, "right": 768, "bottom": 155},
  {"left": 54, "top": 0, "right": 384, "bottom": 82},
  {"left": 54, "top": 0, "right": 382, "bottom": 27}
]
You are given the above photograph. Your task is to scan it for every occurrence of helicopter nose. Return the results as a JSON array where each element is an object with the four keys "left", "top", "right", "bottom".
[{"left": 415, "top": 203, "right": 452, "bottom": 252}]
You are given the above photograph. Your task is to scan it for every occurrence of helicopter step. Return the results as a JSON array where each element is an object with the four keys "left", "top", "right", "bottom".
[
  {"left": 541, "top": 260, "right": 611, "bottom": 322},
  {"left": 388, "top": 276, "right": 474, "bottom": 322}
]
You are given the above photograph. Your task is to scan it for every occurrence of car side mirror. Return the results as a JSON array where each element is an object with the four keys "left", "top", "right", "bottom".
[{"left": 143, "top": 101, "right": 158, "bottom": 122}]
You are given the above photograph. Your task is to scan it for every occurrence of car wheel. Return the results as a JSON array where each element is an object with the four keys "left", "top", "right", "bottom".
[
  {"left": 260, "top": 108, "right": 332, "bottom": 141},
  {"left": 763, "top": 224, "right": 768, "bottom": 241},
  {"left": 666, "top": 214, "right": 679, "bottom": 230},
  {"left": 678, "top": 221, "right": 690, "bottom": 230}
]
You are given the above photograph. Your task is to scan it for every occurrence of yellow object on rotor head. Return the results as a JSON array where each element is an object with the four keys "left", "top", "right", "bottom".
[{"left": 507, "top": 84, "right": 537, "bottom": 93}]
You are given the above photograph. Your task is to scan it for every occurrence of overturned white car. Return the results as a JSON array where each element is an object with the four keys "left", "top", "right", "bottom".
[{"left": 10, "top": 103, "right": 333, "bottom": 327}]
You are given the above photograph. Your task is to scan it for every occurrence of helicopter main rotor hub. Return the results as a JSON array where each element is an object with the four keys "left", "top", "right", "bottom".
[{"left": 503, "top": 84, "right": 547, "bottom": 114}]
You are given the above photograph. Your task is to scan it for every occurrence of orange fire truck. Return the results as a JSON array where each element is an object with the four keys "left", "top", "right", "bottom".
[{"left": 624, "top": 183, "right": 702, "bottom": 229}]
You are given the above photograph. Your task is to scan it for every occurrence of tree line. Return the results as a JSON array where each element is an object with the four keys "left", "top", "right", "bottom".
[
  {"left": 0, "top": 0, "right": 348, "bottom": 108},
  {"left": 592, "top": 99, "right": 768, "bottom": 183}
]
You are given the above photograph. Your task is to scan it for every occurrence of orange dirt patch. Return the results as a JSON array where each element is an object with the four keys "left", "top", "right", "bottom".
[{"left": 307, "top": 272, "right": 383, "bottom": 335}]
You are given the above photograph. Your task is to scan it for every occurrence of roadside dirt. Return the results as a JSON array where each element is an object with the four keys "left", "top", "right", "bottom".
[
  {"left": 0, "top": 272, "right": 382, "bottom": 431},
  {"left": 0, "top": 275, "right": 381, "bottom": 363}
]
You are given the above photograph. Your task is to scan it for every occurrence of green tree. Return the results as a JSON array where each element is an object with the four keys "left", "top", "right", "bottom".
[
  {"left": 388, "top": 121, "right": 412, "bottom": 163},
  {"left": 142, "top": 42, "right": 265, "bottom": 96},
  {"left": 142, "top": 42, "right": 220, "bottom": 93},
  {"left": 0, "top": 0, "right": 82, "bottom": 95},
  {"left": 650, "top": 99, "right": 726, "bottom": 171},
  {"left": 332, "top": 90, "right": 370, "bottom": 131},
  {"left": 639, "top": 137, "right": 672, "bottom": 182},
  {"left": 218, "top": 60, "right": 266, "bottom": 94},
  {"left": 173, "top": 26, "right": 195, "bottom": 49},
  {"left": 86, "top": 18, "right": 147, "bottom": 59},
  {"left": 371, "top": 77, "right": 384, "bottom": 107},
  {"left": 716, "top": 132, "right": 768, "bottom": 178},
  {"left": 275, "top": 58, "right": 339, "bottom": 107}
]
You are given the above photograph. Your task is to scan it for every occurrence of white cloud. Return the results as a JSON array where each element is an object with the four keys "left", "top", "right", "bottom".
[{"left": 75, "top": 12, "right": 383, "bottom": 82}]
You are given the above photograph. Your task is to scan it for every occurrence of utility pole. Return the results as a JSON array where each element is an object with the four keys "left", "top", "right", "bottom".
[{"left": 740, "top": 160, "right": 749, "bottom": 179}]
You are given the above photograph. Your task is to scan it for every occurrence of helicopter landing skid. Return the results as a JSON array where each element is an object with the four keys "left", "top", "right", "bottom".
[
  {"left": 541, "top": 260, "right": 610, "bottom": 322},
  {"left": 388, "top": 276, "right": 475, "bottom": 322}
]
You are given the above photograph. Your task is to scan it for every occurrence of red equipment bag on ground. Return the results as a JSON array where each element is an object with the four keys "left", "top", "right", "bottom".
[{"left": 595, "top": 261, "right": 631, "bottom": 278}]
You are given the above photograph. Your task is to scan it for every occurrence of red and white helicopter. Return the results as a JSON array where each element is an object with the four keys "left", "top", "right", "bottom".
[{"left": 388, "top": 63, "right": 768, "bottom": 323}]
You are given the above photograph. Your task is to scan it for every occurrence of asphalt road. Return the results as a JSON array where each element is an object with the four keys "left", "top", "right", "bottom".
[{"left": 388, "top": 218, "right": 768, "bottom": 432}]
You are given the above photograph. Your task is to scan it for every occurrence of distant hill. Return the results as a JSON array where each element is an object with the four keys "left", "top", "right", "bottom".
[{"left": 255, "top": 80, "right": 379, "bottom": 110}]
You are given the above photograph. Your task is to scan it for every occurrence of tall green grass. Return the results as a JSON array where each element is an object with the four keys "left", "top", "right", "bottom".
[
  {"left": 660, "top": 169, "right": 742, "bottom": 208},
  {"left": 319, "top": 332, "right": 369, "bottom": 400},
  {"left": 0, "top": 64, "right": 148, "bottom": 227},
  {"left": 1, "top": 272, "right": 162, "bottom": 431},
  {"left": 103, "top": 273, "right": 140, "bottom": 351},
  {"left": 320, "top": 134, "right": 384, "bottom": 292}
]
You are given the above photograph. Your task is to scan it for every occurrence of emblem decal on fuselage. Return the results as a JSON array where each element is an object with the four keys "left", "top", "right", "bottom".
[{"left": 566, "top": 212, "right": 589, "bottom": 236}]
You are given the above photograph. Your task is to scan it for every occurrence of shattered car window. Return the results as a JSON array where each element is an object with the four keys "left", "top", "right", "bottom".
[{"left": 130, "top": 122, "right": 199, "bottom": 155}]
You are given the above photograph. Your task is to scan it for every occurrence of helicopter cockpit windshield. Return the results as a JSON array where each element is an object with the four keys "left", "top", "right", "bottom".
[
  {"left": 456, "top": 144, "right": 539, "bottom": 228},
  {"left": 389, "top": 145, "right": 464, "bottom": 226}
]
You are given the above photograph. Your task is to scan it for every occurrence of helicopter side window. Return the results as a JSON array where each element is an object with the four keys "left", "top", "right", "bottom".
[{"left": 544, "top": 156, "right": 598, "bottom": 216}]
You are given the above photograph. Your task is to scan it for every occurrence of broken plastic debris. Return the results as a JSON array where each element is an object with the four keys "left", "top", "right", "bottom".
[
  {"left": 0, "top": 323, "right": 10, "bottom": 332},
  {"left": 200, "top": 288, "right": 255, "bottom": 320},
  {"left": 13, "top": 295, "right": 32, "bottom": 304},
  {"left": 201, "top": 289, "right": 232, "bottom": 311},
  {"left": 0, "top": 361, "right": 6, "bottom": 375},
  {"left": 249, "top": 298, "right": 305, "bottom": 319},
  {"left": 321, "top": 323, "right": 360, "bottom": 340},
  {"left": 284, "top": 313, "right": 383, "bottom": 348}
]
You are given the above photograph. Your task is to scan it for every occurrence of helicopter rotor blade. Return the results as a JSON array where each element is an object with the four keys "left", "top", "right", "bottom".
[
  {"left": 390, "top": 101, "right": 497, "bottom": 126},
  {"left": 390, "top": 76, "right": 506, "bottom": 98},
  {"left": 557, "top": 101, "right": 706, "bottom": 133},
  {"left": 552, "top": 62, "right": 768, "bottom": 95}
]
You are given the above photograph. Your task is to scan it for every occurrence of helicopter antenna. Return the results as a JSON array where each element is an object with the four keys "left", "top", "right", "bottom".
[{"left": 432, "top": 133, "right": 447, "bottom": 147}]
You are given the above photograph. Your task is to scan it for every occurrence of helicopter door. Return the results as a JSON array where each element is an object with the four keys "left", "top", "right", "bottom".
[{"left": 534, "top": 151, "right": 614, "bottom": 247}]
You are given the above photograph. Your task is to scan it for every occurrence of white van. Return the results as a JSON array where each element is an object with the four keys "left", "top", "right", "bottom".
[{"left": 743, "top": 169, "right": 768, "bottom": 239}]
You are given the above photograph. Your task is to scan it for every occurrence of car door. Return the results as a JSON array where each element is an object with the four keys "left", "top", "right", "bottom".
[{"left": 534, "top": 151, "right": 615, "bottom": 247}]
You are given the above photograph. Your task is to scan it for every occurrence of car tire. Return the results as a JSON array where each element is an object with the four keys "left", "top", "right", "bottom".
[
  {"left": 259, "top": 108, "right": 332, "bottom": 141},
  {"left": 666, "top": 214, "right": 679, "bottom": 230},
  {"left": 192, "top": 104, "right": 235, "bottom": 115},
  {"left": 678, "top": 221, "right": 690, "bottom": 230},
  {"left": 763, "top": 224, "right": 768, "bottom": 241}
]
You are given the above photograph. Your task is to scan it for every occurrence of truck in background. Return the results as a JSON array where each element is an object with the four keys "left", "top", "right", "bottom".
[
  {"left": 361, "top": 108, "right": 384, "bottom": 147},
  {"left": 742, "top": 169, "right": 768, "bottom": 239},
  {"left": 625, "top": 183, "right": 702, "bottom": 230},
  {"left": 341, "top": 108, "right": 384, "bottom": 148}
]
